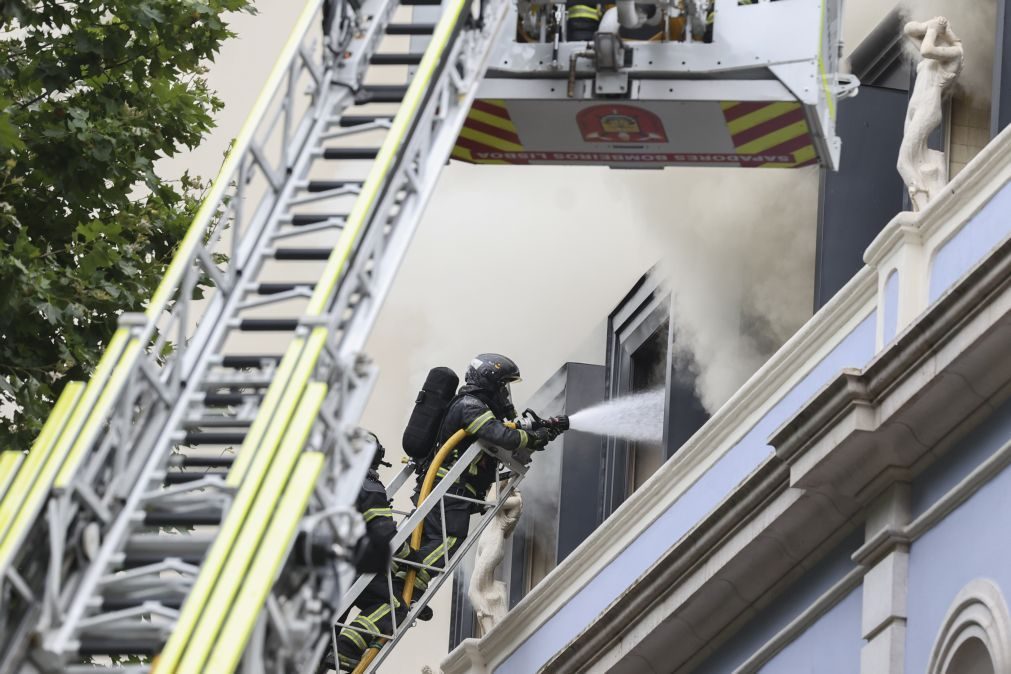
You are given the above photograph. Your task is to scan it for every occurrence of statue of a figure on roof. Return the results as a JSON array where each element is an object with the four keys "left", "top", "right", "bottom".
[
  {"left": 897, "top": 16, "right": 964, "bottom": 212},
  {"left": 468, "top": 489, "right": 523, "bottom": 635}
]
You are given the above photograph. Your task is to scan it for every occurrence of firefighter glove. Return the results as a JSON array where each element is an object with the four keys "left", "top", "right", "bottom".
[{"left": 529, "top": 427, "right": 553, "bottom": 450}]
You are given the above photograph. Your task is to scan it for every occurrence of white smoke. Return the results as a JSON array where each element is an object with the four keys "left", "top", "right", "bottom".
[
  {"left": 898, "top": 0, "right": 997, "bottom": 103},
  {"left": 622, "top": 168, "right": 819, "bottom": 413}
]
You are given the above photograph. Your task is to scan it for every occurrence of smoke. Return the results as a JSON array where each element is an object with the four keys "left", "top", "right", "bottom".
[
  {"left": 622, "top": 168, "right": 819, "bottom": 413},
  {"left": 898, "top": 0, "right": 997, "bottom": 103}
]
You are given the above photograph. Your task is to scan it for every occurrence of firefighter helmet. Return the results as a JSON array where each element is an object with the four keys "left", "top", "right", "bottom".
[{"left": 465, "top": 353, "right": 521, "bottom": 419}]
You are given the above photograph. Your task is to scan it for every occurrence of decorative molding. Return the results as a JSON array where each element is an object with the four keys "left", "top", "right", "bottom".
[{"left": 926, "top": 579, "right": 1011, "bottom": 674}]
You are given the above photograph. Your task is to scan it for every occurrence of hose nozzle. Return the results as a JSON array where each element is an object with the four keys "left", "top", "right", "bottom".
[{"left": 519, "top": 409, "right": 570, "bottom": 433}]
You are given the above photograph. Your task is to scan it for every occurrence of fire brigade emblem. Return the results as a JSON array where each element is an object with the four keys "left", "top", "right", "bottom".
[{"left": 577, "top": 105, "right": 668, "bottom": 143}]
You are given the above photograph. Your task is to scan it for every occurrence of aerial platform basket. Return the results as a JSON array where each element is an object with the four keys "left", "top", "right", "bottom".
[{"left": 452, "top": 0, "right": 856, "bottom": 169}]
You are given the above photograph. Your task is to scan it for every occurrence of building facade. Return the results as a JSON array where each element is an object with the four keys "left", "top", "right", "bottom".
[{"left": 442, "top": 4, "right": 1011, "bottom": 672}]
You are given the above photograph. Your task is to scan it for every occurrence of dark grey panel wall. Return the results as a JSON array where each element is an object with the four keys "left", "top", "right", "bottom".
[
  {"left": 556, "top": 363, "right": 606, "bottom": 562},
  {"left": 993, "top": 0, "right": 1011, "bottom": 135},
  {"left": 815, "top": 85, "right": 907, "bottom": 308}
]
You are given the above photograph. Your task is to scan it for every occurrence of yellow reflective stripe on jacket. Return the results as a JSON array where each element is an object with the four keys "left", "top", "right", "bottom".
[
  {"left": 466, "top": 411, "right": 494, "bottom": 434},
  {"left": 568, "top": 5, "right": 601, "bottom": 20},
  {"left": 363, "top": 507, "right": 392, "bottom": 522},
  {"left": 516, "top": 429, "right": 529, "bottom": 451}
]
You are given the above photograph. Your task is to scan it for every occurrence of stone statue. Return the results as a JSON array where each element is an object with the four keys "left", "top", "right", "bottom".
[
  {"left": 468, "top": 490, "right": 523, "bottom": 636},
  {"left": 897, "top": 16, "right": 964, "bottom": 212}
]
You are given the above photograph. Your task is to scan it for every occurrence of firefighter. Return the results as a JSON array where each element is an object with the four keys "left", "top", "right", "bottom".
[
  {"left": 566, "top": 0, "right": 602, "bottom": 41},
  {"left": 396, "top": 353, "right": 558, "bottom": 598},
  {"left": 324, "top": 433, "right": 427, "bottom": 672}
]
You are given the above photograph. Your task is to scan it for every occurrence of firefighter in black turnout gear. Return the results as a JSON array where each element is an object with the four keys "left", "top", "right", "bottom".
[
  {"left": 328, "top": 433, "right": 420, "bottom": 672},
  {"left": 397, "top": 354, "right": 558, "bottom": 597}
]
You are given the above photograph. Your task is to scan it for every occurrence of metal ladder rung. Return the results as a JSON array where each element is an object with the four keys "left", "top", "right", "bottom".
[
  {"left": 198, "top": 375, "right": 275, "bottom": 389},
  {"left": 143, "top": 510, "right": 223, "bottom": 527},
  {"left": 370, "top": 53, "right": 423, "bottom": 65},
  {"left": 338, "top": 115, "right": 394, "bottom": 127},
  {"left": 164, "top": 471, "right": 229, "bottom": 485},
  {"left": 356, "top": 85, "right": 408, "bottom": 103},
  {"left": 288, "top": 213, "right": 347, "bottom": 226},
  {"left": 182, "top": 431, "right": 247, "bottom": 445},
  {"left": 255, "top": 282, "right": 317, "bottom": 295},
  {"left": 201, "top": 393, "right": 260, "bottom": 406},
  {"left": 236, "top": 318, "right": 300, "bottom": 332},
  {"left": 385, "top": 22, "right": 436, "bottom": 34},
  {"left": 181, "top": 417, "right": 253, "bottom": 429},
  {"left": 273, "top": 247, "right": 333, "bottom": 261},
  {"left": 306, "top": 180, "right": 363, "bottom": 192},
  {"left": 176, "top": 456, "right": 236, "bottom": 468},
  {"left": 323, "top": 147, "right": 380, "bottom": 160},
  {"left": 219, "top": 355, "right": 284, "bottom": 368},
  {"left": 101, "top": 596, "right": 184, "bottom": 611},
  {"left": 120, "top": 553, "right": 204, "bottom": 569}
]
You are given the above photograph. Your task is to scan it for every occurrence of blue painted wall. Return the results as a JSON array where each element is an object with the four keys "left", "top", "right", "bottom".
[
  {"left": 929, "top": 181, "right": 1011, "bottom": 302},
  {"left": 906, "top": 410, "right": 1011, "bottom": 673},
  {"left": 688, "top": 531, "right": 862, "bottom": 674},
  {"left": 759, "top": 589, "right": 862, "bottom": 674},
  {"left": 911, "top": 395, "right": 1011, "bottom": 518}
]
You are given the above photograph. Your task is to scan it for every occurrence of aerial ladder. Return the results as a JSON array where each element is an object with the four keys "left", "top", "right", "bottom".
[
  {"left": 0, "top": 0, "right": 855, "bottom": 671},
  {"left": 0, "top": 0, "right": 511, "bottom": 670}
]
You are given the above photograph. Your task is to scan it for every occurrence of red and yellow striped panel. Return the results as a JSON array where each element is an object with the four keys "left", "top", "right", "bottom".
[
  {"left": 452, "top": 100, "right": 527, "bottom": 165},
  {"left": 720, "top": 101, "right": 817, "bottom": 168}
]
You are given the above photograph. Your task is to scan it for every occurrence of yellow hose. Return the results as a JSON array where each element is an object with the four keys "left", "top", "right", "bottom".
[{"left": 352, "top": 428, "right": 470, "bottom": 673}]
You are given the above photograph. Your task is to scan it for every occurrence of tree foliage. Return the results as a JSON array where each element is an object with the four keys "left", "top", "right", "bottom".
[{"left": 0, "top": 0, "right": 252, "bottom": 449}]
